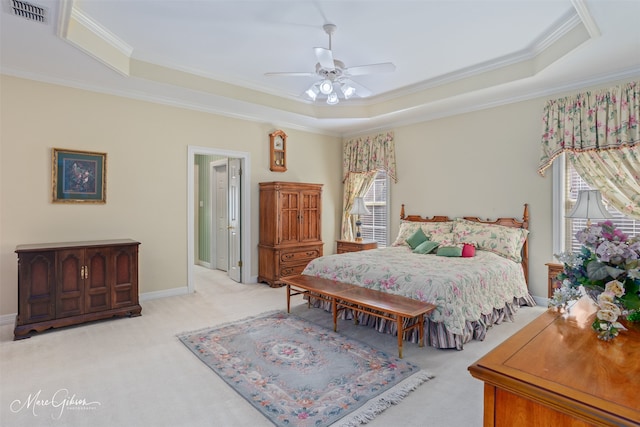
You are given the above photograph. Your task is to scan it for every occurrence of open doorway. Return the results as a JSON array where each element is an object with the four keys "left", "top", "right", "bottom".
[{"left": 187, "top": 146, "right": 251, "bottom": 293}]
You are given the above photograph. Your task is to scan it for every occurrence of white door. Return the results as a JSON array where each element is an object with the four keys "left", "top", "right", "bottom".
[
  {"left": 211, "top": 160, "right": 228, "bottom": 271},
  {"left": 227, "top": 158, "right": 242, "bottom": 282},
  {"left": 194, "top": 164, "right": 199, "bottom": 264}
]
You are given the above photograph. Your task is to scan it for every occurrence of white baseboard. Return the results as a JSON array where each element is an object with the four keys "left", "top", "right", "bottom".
[
  {"left": 532, "top": 295, "right": 549, "bottom": 307},
  {"left": 0, "top": 313, "right": 16, "bottom": 326},
  {"left": 140, "top": 286, "right": 191, "bottom": 302}
]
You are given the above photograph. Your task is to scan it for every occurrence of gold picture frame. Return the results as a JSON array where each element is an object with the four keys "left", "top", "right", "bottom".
[{"left": 52, "top": 148, "right": 107, "bottom": 203}]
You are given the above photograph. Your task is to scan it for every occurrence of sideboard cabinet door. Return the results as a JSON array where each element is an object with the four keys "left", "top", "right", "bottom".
[
  {"left": 112, "top": 245, "right": 138, "bottom": 309},
  {"left": 17, "top": 251, "right": 56, "bottom": 325}
]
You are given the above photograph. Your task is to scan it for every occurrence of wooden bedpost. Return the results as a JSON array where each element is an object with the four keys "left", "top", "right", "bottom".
[
  {"left": 522, "top": 203, "right": 529, "bottom": 287},
  {"left": 400, "top": 204, "right": 405, "bottom": 220}
]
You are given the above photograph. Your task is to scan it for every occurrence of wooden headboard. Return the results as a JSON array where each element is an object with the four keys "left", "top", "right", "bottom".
[{"left": 400, "top": 204, "right": 530, "bottom": 286}]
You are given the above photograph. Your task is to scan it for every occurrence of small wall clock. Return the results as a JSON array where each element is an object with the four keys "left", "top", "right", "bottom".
[{"left": 269, "top": 130, "right": 287, "bottom": 172}]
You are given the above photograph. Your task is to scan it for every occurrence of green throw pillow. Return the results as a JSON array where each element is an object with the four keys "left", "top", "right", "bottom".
[
  {"left": 413, "top": 240, "right": 439, "bottom": 254},
  {"left": 405, "top": 227, "right": 428, "bottom": 249},
  {"left": 436, "top": 246, "right": 463, "bottom": 257}
]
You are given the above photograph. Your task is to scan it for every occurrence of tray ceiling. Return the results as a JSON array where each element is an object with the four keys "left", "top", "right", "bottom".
[{"left": 1, "top": 0, "right": 639, "bottom": 135}]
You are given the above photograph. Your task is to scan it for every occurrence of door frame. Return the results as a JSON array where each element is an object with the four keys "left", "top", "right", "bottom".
[{"left": 187, "top": 146, "right": 251, "bottom": 292}]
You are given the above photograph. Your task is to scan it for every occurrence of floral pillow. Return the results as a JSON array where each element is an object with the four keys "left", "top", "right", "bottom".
[
  {"left": 392, "top": 220, "right": 454, "bottom": 247},
  {"left": 429, "top": 232, "right": 456, "bottom": 247},
  {"left": 452, "top": 218, "right": 528, "bottom": 262}
]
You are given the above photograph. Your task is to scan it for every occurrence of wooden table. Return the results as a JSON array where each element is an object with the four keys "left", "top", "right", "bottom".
[
  {"left": 468, "top": 297, "right": 640, "bottom": 426},
  {"left": 282, "top": 274, "right": 436, "bottom": 358}
]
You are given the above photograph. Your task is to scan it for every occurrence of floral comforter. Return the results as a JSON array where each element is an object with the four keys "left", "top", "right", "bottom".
[{"left": 302, "top": 246, "right": 532, "bottom": 337}]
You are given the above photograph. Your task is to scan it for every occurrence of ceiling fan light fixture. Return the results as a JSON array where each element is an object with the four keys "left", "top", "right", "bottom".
[
  {"left": 319, "top": 79, "right": 333, "bottom": 95},
  {"left": 327, "top": 92, "right": 339, "bottom": 105},
  {"left": 305, "top": 85, "right": 319, "bottom": 101},
  {"left": 341, "top": 83, "right": 356, "bottom": 99}
]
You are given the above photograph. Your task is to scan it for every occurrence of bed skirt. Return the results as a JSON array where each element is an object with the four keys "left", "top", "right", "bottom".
[{"left": 309, "top": 294, "right": 537, "bottom": 350}]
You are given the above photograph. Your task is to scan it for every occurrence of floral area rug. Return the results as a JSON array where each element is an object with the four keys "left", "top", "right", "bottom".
[{"left": 177, "top": 310, "right": 433, "bottom": 427}]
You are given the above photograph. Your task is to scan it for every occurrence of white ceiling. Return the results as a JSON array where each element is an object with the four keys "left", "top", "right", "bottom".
[{"left": 1, "top": 0, "right": 639, "bottom": 136}]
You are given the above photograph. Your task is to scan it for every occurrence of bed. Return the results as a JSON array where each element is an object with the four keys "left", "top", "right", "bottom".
[{"left": 302, "top": 204, "right": 536, "bottom": 350}]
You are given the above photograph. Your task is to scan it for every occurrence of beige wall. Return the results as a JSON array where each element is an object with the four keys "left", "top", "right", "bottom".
[
  {"left": 0, "top": 75, "right": 343, "bottom": 316},
  {"left": 391, "top": 100, "right": 553, "bottom": 298}
]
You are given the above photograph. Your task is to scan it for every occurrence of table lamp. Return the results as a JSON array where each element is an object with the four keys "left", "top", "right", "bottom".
[
  {"left": 567, "top": 190, "right": 613, "bottom": 226},
  {"left": 350, "top": 197, "right": 370, "bottom": 242}
]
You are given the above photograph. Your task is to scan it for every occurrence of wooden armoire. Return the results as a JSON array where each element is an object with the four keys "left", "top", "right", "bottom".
[{"left": 258, "top": 182, "right": 323, "bottom": 287}]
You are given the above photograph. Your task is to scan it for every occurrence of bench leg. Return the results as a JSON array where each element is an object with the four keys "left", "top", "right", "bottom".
[
  {"left": 397, "top": 316, "right": 404, "bottom": 359},
  {"left": 418, "top": 314, "right": 425, "bottom": 348},
  {"left": 286, "top": 284, "right": 291, "bottom": 313},
  {"left": 332, "top": 298, "right": 338, "bottom": 332}
]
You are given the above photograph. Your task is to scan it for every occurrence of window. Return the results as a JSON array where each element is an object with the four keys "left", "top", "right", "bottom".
[
  {"left": 563, "top": 160, "right": 639, "bottom": 252},
  {"left": 359, "top": 170, "right": 390, "bottom": 247}
]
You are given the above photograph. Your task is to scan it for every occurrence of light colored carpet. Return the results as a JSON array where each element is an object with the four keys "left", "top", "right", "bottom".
[{"left": 0, "top": 266, "right": 546, "bottom": 427}]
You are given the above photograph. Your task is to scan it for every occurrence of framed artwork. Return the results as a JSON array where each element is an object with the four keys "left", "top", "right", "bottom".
[{"left": 52, "top": 148, "right": 107, "bottom": 203}]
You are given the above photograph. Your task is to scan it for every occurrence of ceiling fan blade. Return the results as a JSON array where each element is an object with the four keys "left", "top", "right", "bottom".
[
  {"left": 344, "top": 62, "right": 396, "bottom": 76},
  {"left": 314, "top": 47, "right": 335, "bottom": 70},
  {"left": 342, "top": 78, "right": 372, "bottom": 98},
  {"left": 264, "top": 71, "right": 316, "bottom": 77}
]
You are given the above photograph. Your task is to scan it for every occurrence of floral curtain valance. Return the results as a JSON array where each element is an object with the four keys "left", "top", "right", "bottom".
[
  {"left": 343, "top": 131, "right": 398, "bottom": 183},
  {"left": 537, "top": 81, "right": 640, "bottom": 176}
]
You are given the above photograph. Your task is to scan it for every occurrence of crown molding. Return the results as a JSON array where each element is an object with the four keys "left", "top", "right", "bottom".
[{"left": 68, "top": 1, "right": 133, "bottom": 58}]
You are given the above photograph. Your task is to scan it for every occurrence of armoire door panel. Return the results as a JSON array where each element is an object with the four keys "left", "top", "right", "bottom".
[
  {"left": 300, "top": 192, "right": 321, "bottom": 242},
  {"left": 279, "top": 191, "right": 300, "bottom": 244}
]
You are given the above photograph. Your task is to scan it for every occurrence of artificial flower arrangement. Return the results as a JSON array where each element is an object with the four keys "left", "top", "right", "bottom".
[{"left": 551, "top": 220, "right": 640, "bottom": 341}]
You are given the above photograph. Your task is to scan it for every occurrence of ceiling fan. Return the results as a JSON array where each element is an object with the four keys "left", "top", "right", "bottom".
[{"left": 265, "top": 24, "right": 395, "bottom": 105}]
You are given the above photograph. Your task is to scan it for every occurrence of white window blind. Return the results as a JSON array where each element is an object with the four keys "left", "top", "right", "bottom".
[
  {"left": 564, "top": 162, "right": 639, "bottom": 252},
  {"left": 360, "top": 170, "right": 389, "bottom": 247}
]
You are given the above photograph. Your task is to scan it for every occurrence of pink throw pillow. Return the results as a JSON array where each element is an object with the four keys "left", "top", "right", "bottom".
[{"left": 462, "top": 243, "right": 476, "bottom": 258}]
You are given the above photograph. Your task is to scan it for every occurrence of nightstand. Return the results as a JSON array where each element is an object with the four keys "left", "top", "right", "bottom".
[
  {"left": 546, "top": 262, "right": 564, "bottom": 298},
  {"left": 336, "top": 240, "right": 378, "bottom": 254}
]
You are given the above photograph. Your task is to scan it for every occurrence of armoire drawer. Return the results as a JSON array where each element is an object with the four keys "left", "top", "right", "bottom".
[
  {"left": 280, "top": 264, "right": 308, "bottom": 278},
  {"left": 280, "top": 248, "right": 322, "bottom": 264}
]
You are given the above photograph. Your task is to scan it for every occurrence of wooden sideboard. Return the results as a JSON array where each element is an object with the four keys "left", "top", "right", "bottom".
[
  {"left": 14, "top": 239, "right": 142, "bottom": 339},
  {"left": 469, "top": 297, "right": 639, "bottom": 427}
]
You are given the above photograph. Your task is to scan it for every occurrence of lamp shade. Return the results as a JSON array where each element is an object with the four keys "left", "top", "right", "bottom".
[
  {"left": 350, "top": 197, "right": 370, "bottom": 216},
  {"left": 567, "top": 190, "right": 613, "bottom": 220}
]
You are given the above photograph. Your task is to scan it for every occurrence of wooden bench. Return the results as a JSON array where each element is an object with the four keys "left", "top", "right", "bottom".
[{"left": 281, "top": 274, "right": 436, "bottom": 358}]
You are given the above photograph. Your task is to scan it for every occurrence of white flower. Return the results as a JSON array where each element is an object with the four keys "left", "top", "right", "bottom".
[
  {"left": 597, "top": 291, "right": 615, "bottom": 303},
  {"left": 596, "top": 309, "right": 619, "bottom": 323},
  {"left": 604, "top": 280, "right": 625, "bottom": 298},
  {"left": 597, "top": 301, "right": 621, "bottom": 315},
  {"left": 612, "top": 321, "right": 627, "bottom": 331}
]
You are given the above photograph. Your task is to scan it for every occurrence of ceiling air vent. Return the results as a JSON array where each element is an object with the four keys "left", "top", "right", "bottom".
[{"left": 10, "top": 0, "right": 46, "bottom": 23}]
